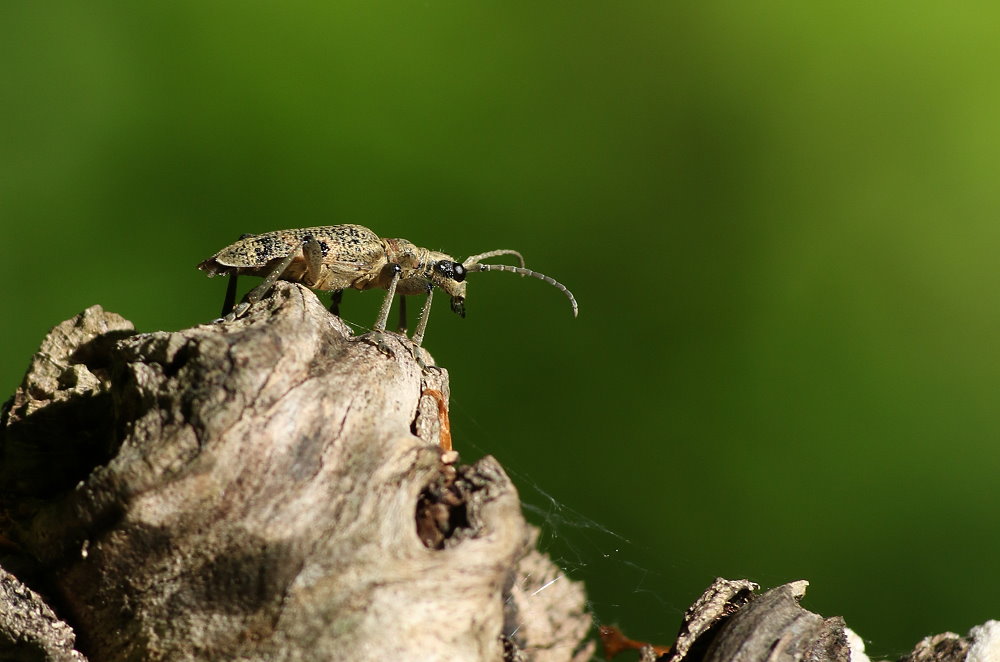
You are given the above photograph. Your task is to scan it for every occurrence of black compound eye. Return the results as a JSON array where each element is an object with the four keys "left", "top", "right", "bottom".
[{"left": 434, "top": 261, "right": 466, "bottom": 281}]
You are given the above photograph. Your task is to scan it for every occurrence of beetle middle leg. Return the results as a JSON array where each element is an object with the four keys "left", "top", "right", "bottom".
[{"left": 411, "top": 288, "right": 434, "bottom": 347}]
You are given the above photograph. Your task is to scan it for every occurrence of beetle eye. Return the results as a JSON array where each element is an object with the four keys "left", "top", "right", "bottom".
[{"left": 434, "top": 261, "right": 466, "bottom": 282}]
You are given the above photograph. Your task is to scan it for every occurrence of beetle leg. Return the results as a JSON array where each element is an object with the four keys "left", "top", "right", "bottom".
[
  {"left": 411, "top": 288, "right": 434, "bottom": 347},
  {"left": 226, "top": 245, "right": 301, "bottom": 321},
  {"left": 360, "top": 264, "right": 402, "bottom": 358},
  {"left": 221, "top": 271, "right": 239, "bottom": 318},
  {"left": 372, "top": 265, "right": 402, "bottom": 333},
  {"left": 302, "top": 235, "right": 325, "bottom": 287},
  {"left": 211, "top": 233, "right": 257, "bottom": 320},
  {"left": 397, "top": 295, "right": 408, "bottom": 334},
  {"left": 329, "top": 290, "right": 343, "bottom": 316}
]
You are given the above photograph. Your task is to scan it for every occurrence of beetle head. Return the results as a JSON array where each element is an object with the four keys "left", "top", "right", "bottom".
[{"left": 423, "top": 251, "right": 468, "bottom": 317}]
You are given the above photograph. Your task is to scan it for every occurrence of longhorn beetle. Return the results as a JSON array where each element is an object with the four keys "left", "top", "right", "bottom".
[{"left": 197, "top": 225, "right": 578, "bottom": 346}]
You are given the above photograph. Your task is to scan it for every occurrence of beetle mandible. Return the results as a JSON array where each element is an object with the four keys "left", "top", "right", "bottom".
[{"left": 197, "top": 224, "right": 578, "bottom": 345}]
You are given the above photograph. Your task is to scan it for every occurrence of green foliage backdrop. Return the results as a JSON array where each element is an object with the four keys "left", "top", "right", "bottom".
[{"left": 3, "top": 1, "right": 999, "bottom": 656}]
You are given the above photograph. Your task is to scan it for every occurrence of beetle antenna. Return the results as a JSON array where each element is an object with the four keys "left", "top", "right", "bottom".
[
  {"left": 469, "top": 263, "right": 578, "bottom": 317},
  {"left": 463, "top": 249, "right": 525, "bottom": 269}
]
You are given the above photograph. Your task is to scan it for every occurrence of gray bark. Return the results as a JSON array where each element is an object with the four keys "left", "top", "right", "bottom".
[
  {"left": 611, "top": 578, "right": 997, "bottom": 662},
  {"left": 1, "top": 282, "right": 996, "bottom": 662},
  {"left": 0, "top": 282, "right": 591, "bottom": 662}
]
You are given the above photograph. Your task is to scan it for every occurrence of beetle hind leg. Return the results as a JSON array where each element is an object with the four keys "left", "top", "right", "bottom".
[
  {"left": 329, "top": 290, "right": 343, "bottom": 316},
  {"left": 226, "top": 246, "right": 300, "bottom": 321},
  {"left": 220, "top": 271, "right": 239, "bottom": 318},
  {"left": 302, "top": 235, "right": 326, "bottom": 287}
]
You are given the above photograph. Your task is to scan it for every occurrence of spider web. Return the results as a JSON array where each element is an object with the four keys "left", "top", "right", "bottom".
[
  {"left": 451, "top": 405, "right": 696, "bottom": 658},
  {"left": 336, "top": 313, "right": 696, "bottom": 653}
]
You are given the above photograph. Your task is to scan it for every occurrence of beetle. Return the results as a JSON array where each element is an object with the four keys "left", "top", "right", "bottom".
[{"left": 197, "top": 225, "right": 578, "bottom": 346}]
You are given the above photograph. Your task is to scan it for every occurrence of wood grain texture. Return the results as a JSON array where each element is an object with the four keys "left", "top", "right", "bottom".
[
  {"left": 0, "top": 282, "right": 591, "bottom": 662},
  {"left": 2, "top": 282, "right": 996, "bottom": 662},
  {"left": 0, "top": 567, "right": 85, "bottom": 662}
]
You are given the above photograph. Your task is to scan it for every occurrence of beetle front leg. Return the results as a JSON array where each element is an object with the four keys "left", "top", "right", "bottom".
[
  {"left": 411, "top": 287, "right": 433, "bottom": 347},
  {"left": 404, "top": 288, "right": 436, "bottom": 369}
]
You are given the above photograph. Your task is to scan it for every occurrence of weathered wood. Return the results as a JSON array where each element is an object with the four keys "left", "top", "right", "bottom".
[
  {"left": 0, "top": 282, "right": 592, "bottom": 662},
  {"left": 899, "top": 632, "right": 971, "bottom": 662},
  {"left": 0, "top": 567, "right": 85, "bottom": 662},
  {"left": 698, "top": 581, "right": 850, "bottom": 662},
  {"left": 897, "top": 623, "right": 1000, "bottom": 662},
  {"left": 645, "top": 579, "right": 999, "bottom": 662},
  {"left": 3, "top": 282, "right": 998, "bottom": 662},
  {"left": 663, "top": 577, "right": 758, "bottom": 662}
]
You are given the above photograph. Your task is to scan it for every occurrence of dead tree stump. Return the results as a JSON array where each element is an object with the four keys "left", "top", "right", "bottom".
[
  {"left": 2, "top": 282, "right": 997, "bottom": 662},
  {"left": 0, "top": 282, "right": 592, "bottom": 662}
]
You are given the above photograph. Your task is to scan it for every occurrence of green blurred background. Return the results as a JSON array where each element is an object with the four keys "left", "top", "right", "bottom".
[{"left": 3, "top": 1, "right": 999, "bottom": 657}]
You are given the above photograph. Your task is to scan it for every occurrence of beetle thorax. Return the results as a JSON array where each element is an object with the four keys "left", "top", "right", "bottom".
[
  {"left": 382, "top": 238, "right": 422, "bottom": 270},
  {"left": 382, "top": 240, "right": 468, "bottom": 300}
]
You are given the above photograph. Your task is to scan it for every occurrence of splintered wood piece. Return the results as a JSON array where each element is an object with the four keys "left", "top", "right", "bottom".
[{"left": 421, "top": 388, "right": 452, "bottom": 451}]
